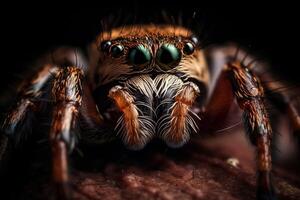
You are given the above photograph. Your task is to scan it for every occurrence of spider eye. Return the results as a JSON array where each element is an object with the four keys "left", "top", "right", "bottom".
[
  {"left": 156, "top": 43, "right": 181, "bottom": 69},
  {"left": 110, "top": 44, "right": 124, "bottom": 58},
  {"left": 191, "top": 35, "right": 199, "bottom": 46},
  {"left": 183, "top": 42, "right": 195, "bottom": 55},
  {"left": 100, "top": 40, "right": 112, "bottom": 52},
  {"left": 128, "top": 45, "right": 151, "bottom": 67}
]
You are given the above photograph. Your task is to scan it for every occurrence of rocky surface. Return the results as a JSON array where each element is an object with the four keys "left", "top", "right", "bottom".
[{"left": 2, "top": 126, "right": 300, "bottom": 200}]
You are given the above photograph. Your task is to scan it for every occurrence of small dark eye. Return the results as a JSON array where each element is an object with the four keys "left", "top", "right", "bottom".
[
  {"left": 183, "top": 42, "right": 195, "bottom": 55},
  {"left": 100, "top": 40, "right": 112, "bottom": 52},
  {"left": 128, "top": 45, "right": 151, "bottom": 67},
  {"left": 110, "top": 44, "right": 124, "bottom": 58},
  {"left": 156, "top": 43, "right": 181, "bottom": 69}
]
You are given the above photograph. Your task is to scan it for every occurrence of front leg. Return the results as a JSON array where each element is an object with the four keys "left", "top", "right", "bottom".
[
  {"left": 0, "top": 47, "right": 102, "bottom": 199},
  {"left": 226, "top": 61, "right": 276, "bottom": 200},
  {"left": 50, "top": 66, "right": 84, "bottom": 199}
]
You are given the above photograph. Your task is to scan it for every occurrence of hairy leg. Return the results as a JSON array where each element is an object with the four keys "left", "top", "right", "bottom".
[
  {"left": 259, "top": 74, "right": 300, "bottom": 156},
  {"left": 226, "top": 61, "right": 275, "bottom": 200},
  {"left": 205, "top": 45, "right": 276, "bottom": 199},
  {"left": 1, "top": 47, "right": 87, "bottom": 145},
  {"left": 205, "top": 44, "right": 300, "bottom": 142},
  {"left": 50, "top": 66, "right": 84, "bottom": 199},
  {"left": 0, "top": 47, "right": 91, "bottom": 199},
  {"left": 2, "top": 64, "right": 58, "bottom": 144}
]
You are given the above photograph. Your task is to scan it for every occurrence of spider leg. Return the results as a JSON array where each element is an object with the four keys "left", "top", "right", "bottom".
[
  {"left": 0, "top": 65, "right": 60, "bottom": 199},
  {"left": 258, "top": 75, "right": 300, "bottom": 156},
  {"left": 1, "top": 64, "right": 58, "bottom": 144},
  {"left": 226, "top": 61, "right": 276, "bottom": 200},
  {"left": 1, "top": 47, "right": 87, "bottom": 145},
  {"left": 50, "top": 66, "right": 84, "bottom": 199},
  {"left": 0, "top": 47, "right": 93, "bottom": 199}
]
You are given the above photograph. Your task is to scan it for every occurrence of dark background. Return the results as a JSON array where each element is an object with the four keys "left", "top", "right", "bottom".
[
  {"left": 1, "top": 2, "right": 299, "bottom": 94},
  {"left": 1, "top": 3, "right": 300, "bottom": 199}
]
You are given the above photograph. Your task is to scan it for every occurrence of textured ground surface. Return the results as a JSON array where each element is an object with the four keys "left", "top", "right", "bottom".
[{"left": 9, "top": 126, "right": 298, "bottom": 200}]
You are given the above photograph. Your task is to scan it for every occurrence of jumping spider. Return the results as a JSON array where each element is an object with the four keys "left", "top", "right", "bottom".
[{"left": 1, "top": 23, "right": 299, "bottom": 200}]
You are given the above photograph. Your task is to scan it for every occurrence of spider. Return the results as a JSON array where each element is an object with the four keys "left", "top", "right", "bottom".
[{"left": 0, "top": 22, "right": 299, "bottom": 200}]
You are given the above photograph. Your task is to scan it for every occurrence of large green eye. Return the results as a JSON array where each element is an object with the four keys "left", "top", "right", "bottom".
[
  {"left": 128, "top": 45, "right": 151, "bottom": 67},
  {"left": 156, "top": 43, "right": 181, "bottom": 69}
]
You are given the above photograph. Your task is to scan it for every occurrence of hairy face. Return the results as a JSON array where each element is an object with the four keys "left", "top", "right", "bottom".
[{"left": 90, "top": 25, "right": 209, "bottom": 149}]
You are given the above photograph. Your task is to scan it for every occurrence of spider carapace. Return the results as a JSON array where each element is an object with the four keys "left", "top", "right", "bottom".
[{"left": 1, "top": 24, "right": 299, "bottom": 200}]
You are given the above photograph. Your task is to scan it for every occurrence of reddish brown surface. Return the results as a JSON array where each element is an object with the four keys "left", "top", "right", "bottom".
[{"left": 20, "top": 127, "right": 300, "bottom": 200}]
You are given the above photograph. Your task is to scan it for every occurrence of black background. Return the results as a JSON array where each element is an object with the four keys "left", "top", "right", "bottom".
[
  {"left": 1, "top": 2, "right": 299, "bottom": 94},
  {"left": 0, "top": 2, "right": 299, "bottom": 198}
]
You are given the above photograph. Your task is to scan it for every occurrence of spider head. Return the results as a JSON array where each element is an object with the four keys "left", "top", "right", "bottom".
[{"left": 90, "top": 25, "right": 209, "bottom": 149}]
